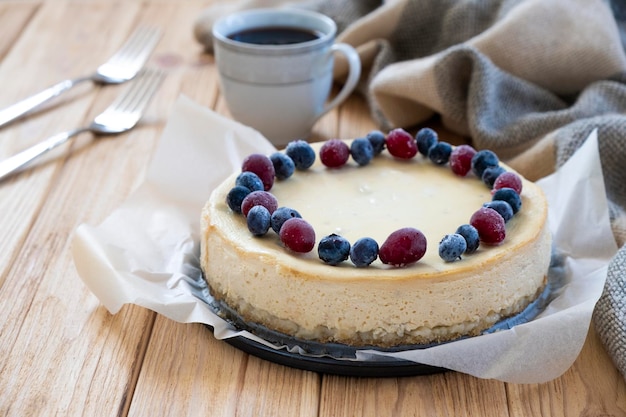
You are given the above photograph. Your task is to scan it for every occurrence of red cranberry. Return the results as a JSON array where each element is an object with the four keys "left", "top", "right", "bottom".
[
  {"left": 386, "top": 129, "right": 418, "bottom": 159},
  {"left": 470, "top": 207, "right": 506, "bottom": 245},
  {"left": 493, "top": 171, "right": 523, "bottom": 195},
  {"left": 320, "top": 139, "right": 350, "bottom": 168},
  {"left": 242, "top": 154, "right": 275, "bottom": 191},
  {"left": 241, "top": 191, "right": 278, "bottom": 217},
  {"left": 450, "top": 144, "right": 476, "bottom": 176},
  {"left": 279, "top": 218, "right": 316, "bottom": 253},
  {"left": 379, "top": 227, "right": 427, "bottom": 267}
]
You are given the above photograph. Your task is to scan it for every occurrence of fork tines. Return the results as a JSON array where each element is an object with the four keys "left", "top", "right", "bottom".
[
  {"left": 105, "top": 26, "right": 162, "bottom": 69},
  {"left": 107, "top": 68, "right": 165, "bottom": 114}
]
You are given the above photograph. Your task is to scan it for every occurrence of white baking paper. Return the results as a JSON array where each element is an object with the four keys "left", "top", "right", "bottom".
[{"left": 72, "top": 95, "right": 618, "bottom": 383}]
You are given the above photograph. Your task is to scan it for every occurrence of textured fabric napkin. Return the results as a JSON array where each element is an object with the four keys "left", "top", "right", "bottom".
[{"left": 194, "top": 0, "right": 626, "bottom": 380}]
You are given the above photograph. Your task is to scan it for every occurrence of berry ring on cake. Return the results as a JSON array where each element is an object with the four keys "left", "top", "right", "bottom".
[{"left": 200, "top": 128, "right": 551, "bottom": 349}]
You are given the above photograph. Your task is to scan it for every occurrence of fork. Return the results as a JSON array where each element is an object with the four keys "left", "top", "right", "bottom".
[
  {"left": 0, "top": 26, "right": 161, "bottom": 129},
  {"left": 0, "top": 68, "right": 165, "bottom": 182}
]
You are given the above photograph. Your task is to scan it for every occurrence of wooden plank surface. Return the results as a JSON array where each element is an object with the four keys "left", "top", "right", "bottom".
[{"left": 0, "top": 1, "right": 625, "bottom": 416}]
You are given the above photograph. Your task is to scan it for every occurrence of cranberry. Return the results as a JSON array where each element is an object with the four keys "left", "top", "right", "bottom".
[
  {"left": 470, "top": 207, "right": 506, "bottom": 245},
  {"left": 242, "top": 154, "right": 275, "bottom": 191},
  {"left": 279, "top": 218, "right": 316, "bottom": 253},
  {"left": 379, "top": 227, "right": 427, "bottom": 267},
  {"left": 449, "top": 144, "right": 476, "bottom": 176},
  {"left": 493, "top": 171, "right": 523, "bottom": 195},
  {"left": 386, "top": 128, "right": 418, "bottom": 159},
  {"left": 320, "top": 139, "right": 350, "bottom": 168},
  {"left": 241, "top": 191, "right": 278, "bottom": 217}
]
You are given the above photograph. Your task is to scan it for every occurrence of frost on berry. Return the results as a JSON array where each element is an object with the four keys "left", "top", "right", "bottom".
[
  {"left": 320, "top": 139, "right": 350, "bottom": 168},
  {"left": 470, "top": 207, "right": 506, "bottom": 245},
  {"left": 242, "top": 153, "right": 275, "bottom": 191},
  {"left": 379, "top": 227, "right": 427, "bottom": 267},
  {"left": 438, "top": 234, "right": 467, "bottom": 262},
  {"left": 350, "top": 237, "right": 379, "bottom": 267},
  {"left": 492, "top": 187, "right": 522, "bottom": 214},
  {"left": 449, "top": 144, "right": 476, "bottom": 176},
  {"left": 270, "top": 207, "right": 302, "bottom": 234},
  {"left": 493, "top": 171, "right": 523, "bottom": 195},
  {"left": 226, "top": 186, "right": 251, "bottom": 214},
  {"left": 415, "top": 127, "right": 438, "bottom": 157},
  {"left": 350, "top": 138, "right": 374, "bottom": 166},
  {"left": 285, "top": 140, "right": 316, "bottom": 170},
  {"left": 471, "top": 150, "right": 499, "bottom": 178},
  {"left": 318, "top": 234, "right": 351, "bottom": 265},
  {"left": 386, "top": 128, "right": 418, "bottom": 159},
  {"left": 270, "top": 152, "right": 295, "bottom": 180},
  {"left": 279, "top": 218, "right": 316, "bottom": 253},
  {"left": 366, "top": 130, "right": 386, "bottom": 155},
  {"left": 241, "top": 190, "right": 278, "bottom": 217},
  {"left": 247, "top": 205, "right": 271, "bottom": 236}
]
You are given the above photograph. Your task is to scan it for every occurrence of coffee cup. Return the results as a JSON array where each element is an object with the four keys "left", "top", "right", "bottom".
[{"left": 212, "top": 8, "right": 361, "bottom": 147}]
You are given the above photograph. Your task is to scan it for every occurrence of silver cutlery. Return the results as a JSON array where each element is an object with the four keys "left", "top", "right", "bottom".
[
  {"left": 0, "top": 26, "right": 162, "bottom": 128},
  {"left": 0, "top": 68, "right": 165, "bottom": 181}
]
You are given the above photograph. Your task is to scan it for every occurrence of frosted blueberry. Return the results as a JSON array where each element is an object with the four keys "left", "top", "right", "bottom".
[
  {"left": 285, "top": 140, "right": 316, "bottom": 170},
  {"left": 270, "top": 152, "right": 295, "bottom": 180},
  {"left": 247, "top": 205, "right": 271, "bottom": 236},
  {"left": 439, "top": 234, "right": 467, "bottom": 262},
  {"left": 415, "top": 127, "right": 438, "bottom": 157},
  {"left": 492, "top": 187, "right": 522, "bottom": 214},
  {"left": 270, "top": 207, "right": 302, "bottom": 234},
  {"left": 236, "top": 171, "right": 264, "bottom": 192},
  {"left": 481, "top": 166, "right": 506, "bottom": 188},
  {"left": 226, "top": 186, "right": 251, "bottom": 214},
  {"left": 350, "top": 137, "right": 374, "bottom": 166},
  {"left": 471, "top": 150, "right": 499, "bottom": 178},
  {"left": 428, "top": 141, "right": 452, "bottom": 165},
  {"left": 318, "top": 234, "right": 351, "bottom": 266},
  {"left": 483, "top": 200, "right": 514, "bottom": 223},
  {"left": 366, "top": 130, "right": 386, "bottom": 155},
  {"left": 349, "top": 237, "right": 379, "bottom": 267},
  {"left": 455, "top": 224, "right": 480, "bottom": 254}
]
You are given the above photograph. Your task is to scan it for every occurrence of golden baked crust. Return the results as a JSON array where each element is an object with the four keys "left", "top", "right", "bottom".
[{"left": 200, "top": 141, "right": 551, "bottom": 347}]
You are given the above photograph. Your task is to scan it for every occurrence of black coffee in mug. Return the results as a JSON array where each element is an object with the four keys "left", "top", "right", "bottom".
[{"left": 228, "top": 26, "right": 322, "bottom": 45}]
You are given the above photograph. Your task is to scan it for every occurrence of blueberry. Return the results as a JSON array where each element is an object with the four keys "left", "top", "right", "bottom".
[
  {"left": 349, "top": 237, "right": 379, "bottom": 267},
  {"left": 492, "top": 187, "right": 522, "bottom": 214},
  {"left": 455, "top": 224, "right": 480, "bottom": 254},
  {"left": 270, "top": 152, "right": 295, "bottom": 180},
  {"left": 471, "top": 150, "right": 499, "bottom": 178},
  {"left": 236, "top": 171, "right": 264, "bottom": 192},
  {"left": 270, "top": 207, "right": 302, "bottom": 234},
  {"left": 366, "top": 130, "right": 386, "bottom": 155},
  {"left": 415, "top": 128, "right": 438, "bottom": 157},
  {"left": 483, "top": 200, "right": 514, "bottom": 222},
  {"left": 285, "top": 140, "right": 316, "bottom": 170},
  {"left": 350, "top": 137, "right": 374, "bottom": 166},
  {"left": 318, "top": 234, "right": 351, "bottom": 266},
  {"left": 428, "top": 141, "right": 452, "bottom": 165},
  {"left": 438, "top": 234, "right": 467, "bottom": 262},
  {"left": 246, "top": 205, "right": 271, "bottom": 236},
  {"left": 226, "top": 186, "right": 251, "bottom": 214},
  {"left": 481, "top": 165, "right": 506, "bottom": 188}
]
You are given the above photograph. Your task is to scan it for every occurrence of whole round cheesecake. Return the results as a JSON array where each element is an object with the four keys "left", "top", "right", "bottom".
[{"left": 200, "top": 132, "right": 551, "bottom": 348}]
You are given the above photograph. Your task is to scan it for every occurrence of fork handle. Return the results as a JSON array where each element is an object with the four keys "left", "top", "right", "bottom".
[
  {"left": 0, "top": 128, "right": 87, "bottom": 181},
  {"left": 0, "top": 77, "right": 91, "bottom": 128}
]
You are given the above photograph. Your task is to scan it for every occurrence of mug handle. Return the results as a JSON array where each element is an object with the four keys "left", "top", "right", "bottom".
[{"left": 319, "top": 43, "right": 362, "bottom": 117}]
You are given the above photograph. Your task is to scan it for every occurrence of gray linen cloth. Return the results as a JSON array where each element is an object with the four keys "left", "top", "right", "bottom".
[{"left": 195, "top": 0, "right": 626, "bottom": 379}]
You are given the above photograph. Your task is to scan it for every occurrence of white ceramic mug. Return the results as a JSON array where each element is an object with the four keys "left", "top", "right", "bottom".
[{"left": 212, "top": 8, "right": 361, "bottom": 147}]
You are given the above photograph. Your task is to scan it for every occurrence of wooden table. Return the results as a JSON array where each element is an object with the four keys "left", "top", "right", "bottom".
[{"left": 1, "top": 1, "right": 625, "bottom": 416}]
